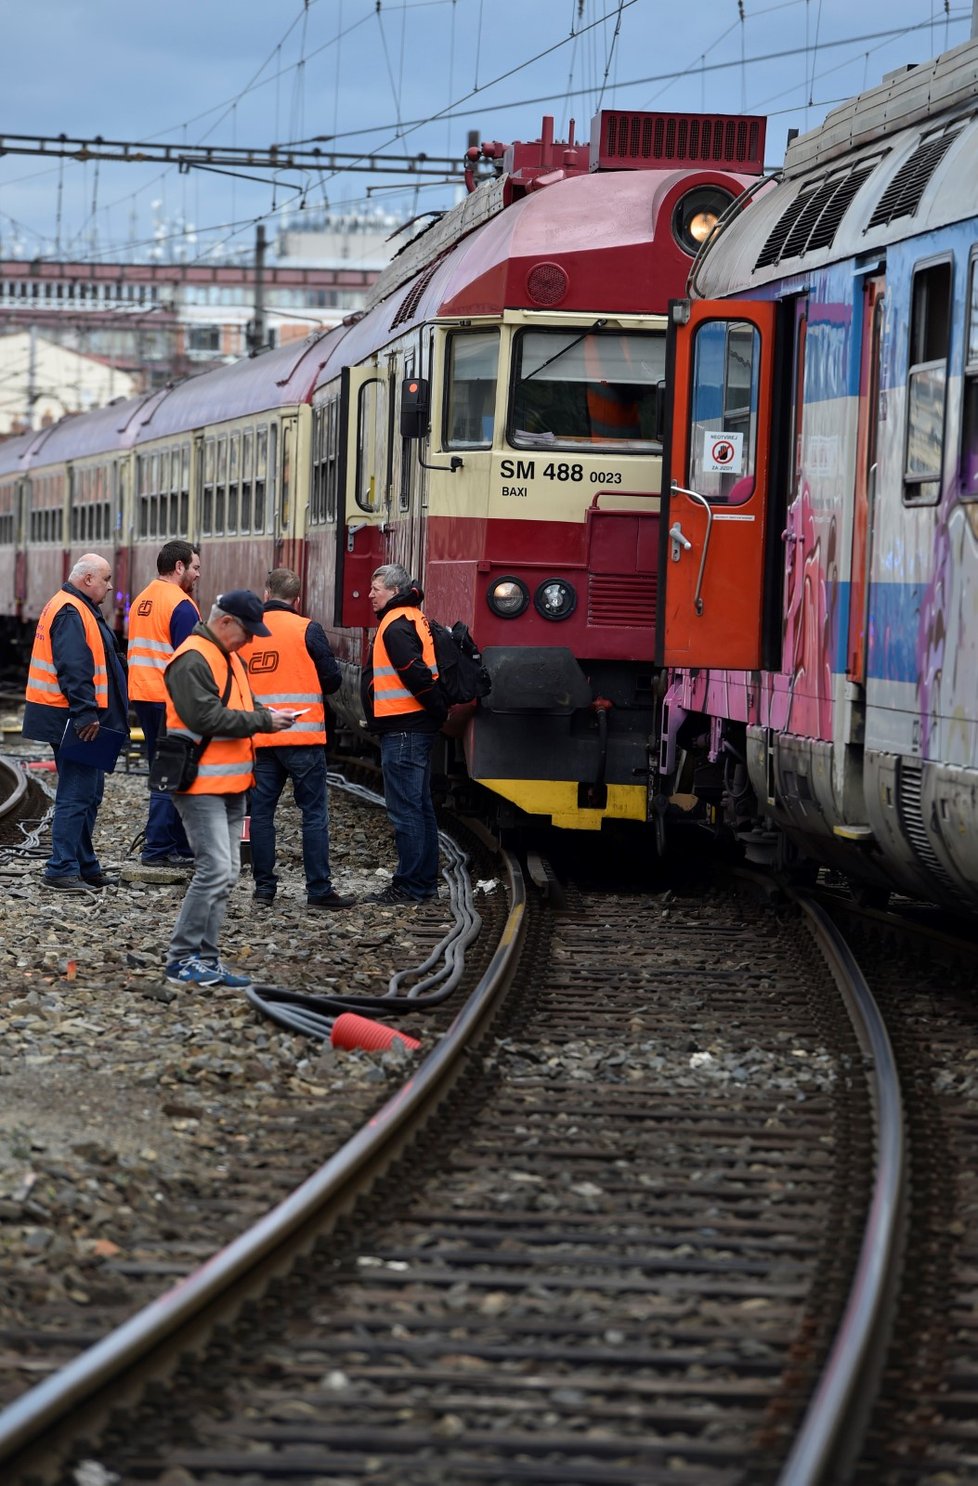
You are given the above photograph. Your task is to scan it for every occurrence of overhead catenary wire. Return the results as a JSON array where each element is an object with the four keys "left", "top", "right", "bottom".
[{"left": 5, "top": 4, "right": 962, "bottom": 264}]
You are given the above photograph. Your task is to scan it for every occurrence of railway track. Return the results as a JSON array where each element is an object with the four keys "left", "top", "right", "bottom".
[
  {"left": 2, "top": 832, "right": 940, "bottom": 1485},
  {"left": 2, "top": 744, "right": 978, "bottom": 1481},
  {"left": 806, "top": 895, "right": 978, "bottom": 1486},
  {"left": 0, "top": 753, "right": 52, "bottom": 852}
]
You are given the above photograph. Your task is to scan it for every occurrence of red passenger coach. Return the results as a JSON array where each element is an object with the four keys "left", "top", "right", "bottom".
[
  {"left": 125, "top": 336, "right": 349, "bottom": 609},
  {"left": 309, "top": 108, "right": 767, "bottom": 829}
]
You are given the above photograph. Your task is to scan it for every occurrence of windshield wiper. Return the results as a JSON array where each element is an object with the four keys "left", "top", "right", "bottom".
[{"left": 521, "top": 318, "right": 608, "bottom": 383}]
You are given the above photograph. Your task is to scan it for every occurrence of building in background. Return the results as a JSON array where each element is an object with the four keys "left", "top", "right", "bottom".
[
  {"left": 0, "top": 210, "right": 401, "bottom": 432},
  {"left": 0, "top": 329, "right": 137, "bottom": 435}
]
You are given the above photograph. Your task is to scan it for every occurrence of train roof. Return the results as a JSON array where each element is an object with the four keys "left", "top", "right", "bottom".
[
  {"left": 357, "top": 163, "right": 764, "bottom": 342},
  {"left": 130, "top": 332, "right": 352, "bottom": 445},
  {"left": 0, "top": 332, "right": 356, "bottom": 470},
  {"left": 0, "top": 428, "right": 41, "bottom": 477},
  {"left": 692, "top": 35, "right": 978, "bottom": 296},
  {"left": 9, "top": 392, "right": 166, "bottom": 468}
]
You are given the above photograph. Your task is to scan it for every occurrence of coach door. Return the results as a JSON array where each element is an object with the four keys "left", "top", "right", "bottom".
[
  {"left": 847, "top": 276, "right": 885, "bottom": 685},
  {"left": 659, "top": 300, "right": 777, "bottom": 669},
  {"left": 393, "top": 347, "right": 430, "bottom": 582},
  {"left": 336, "top": 364, "right": 389, "bottom": 628}
]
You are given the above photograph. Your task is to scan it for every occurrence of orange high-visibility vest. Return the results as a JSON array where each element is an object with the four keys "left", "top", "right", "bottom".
[
  {"left": 128, "top": 578, "right": 201, "bottom": 703},
  {"left": 240, "top": 609, "right": 328, "bottom": 748},
  {"left": 371, "top": 606, "right": 438, "bottom": 718},
  {"left": 584, "top": 337, "right": 644, "bottom": 441},
  {"left": 164, "top": 635, "right": 256, "bottom": 794},
  {"left": 26, "top": 591, "right": 108, "bottom": 710}
]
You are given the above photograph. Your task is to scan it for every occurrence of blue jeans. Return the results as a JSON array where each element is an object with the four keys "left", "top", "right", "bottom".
[
  {"left": 250, "top": 746, "right": 333, "bottom": 899},
  {"left": 46, "top": 749, "right": 104, "bottom": 879},
  {"left": 380, "top": 730, "right": 439, "bottom": 899},
  {"left": 168, "top": 792, "right": 246, "bottom": 965},
  {"left": 135, "top": 700, "right": 191, "bottom": 860}
]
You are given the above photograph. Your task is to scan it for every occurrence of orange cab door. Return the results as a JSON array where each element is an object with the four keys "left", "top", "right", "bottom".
[{"left": 658, "top": 299, "right": 777, "bottom": 669}]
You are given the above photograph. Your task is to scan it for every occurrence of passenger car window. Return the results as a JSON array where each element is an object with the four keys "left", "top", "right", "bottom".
[{"left": 905, "top": 259, "right": 950, "bottom": 505}]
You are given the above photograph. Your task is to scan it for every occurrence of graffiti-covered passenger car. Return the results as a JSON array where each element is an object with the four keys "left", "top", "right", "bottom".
[{"left": 657, "top": 37, "right": 978, "bottom": 909}]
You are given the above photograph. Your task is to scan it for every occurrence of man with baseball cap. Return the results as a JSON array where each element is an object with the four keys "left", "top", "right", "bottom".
[{"left": 161, "top": 590, "right": 294, "bottom": 988}]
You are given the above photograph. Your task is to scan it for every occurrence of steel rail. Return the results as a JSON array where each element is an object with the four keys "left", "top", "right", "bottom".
[
  {"left": 0, "top": 850, "right": 527, "bottom": 1486},
  {"left": 0, "top": 756, "right": 28, "bottom": 824},
  {"left": 777, "top": 892, "right": 907, "bottom": 1485}
]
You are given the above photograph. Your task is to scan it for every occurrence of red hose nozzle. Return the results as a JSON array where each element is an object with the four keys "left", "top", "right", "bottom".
[{"left": 331, "top": 1012, "right": 421, "bottom": 1053}]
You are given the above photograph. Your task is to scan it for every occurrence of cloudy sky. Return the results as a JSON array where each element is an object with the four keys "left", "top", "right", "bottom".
[{"left": 0, "top": 0, "right": 971, "bottom": 264}]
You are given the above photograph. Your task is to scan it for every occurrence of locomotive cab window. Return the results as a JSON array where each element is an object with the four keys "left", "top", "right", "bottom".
[
  {"left": 445, "top": 330, "right": 498, "bottom": 449},
  {"left": 688, "top": 319, "right": 761, "bottom": 503},
  {"left": 510, "top": 329, "right": 664, "bottom": 451},
  {"left": 904, "top": 258, "right": 951, "bottom": 505},
  {"left": 355, "top": 377, "right": 388, "bottom": 513}
]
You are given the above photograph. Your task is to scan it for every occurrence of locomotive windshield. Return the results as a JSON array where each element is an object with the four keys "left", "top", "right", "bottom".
[{"left": 510, "top": 329, "right": 664, "bottom": 451}]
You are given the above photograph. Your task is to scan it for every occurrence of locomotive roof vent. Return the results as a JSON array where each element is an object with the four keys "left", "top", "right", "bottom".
[
  {"left": 390, "top": 253, "right": 447, "bottom": 330},
  {"left": 590, "top": 109, "right": 766, "bottom": 175},
  {"left": 867, "top": 124, "right": 962, "bottom": 229},
  {"left": 754, "top": 154, "right": 883, "bottom": 269}
]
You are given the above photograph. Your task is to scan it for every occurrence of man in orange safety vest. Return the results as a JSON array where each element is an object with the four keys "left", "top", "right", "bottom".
[
  {"left": 241, "top": 567, "right": 354, "bottom": 910},
  {"left": 127, "top": 540, "right": 201, "bottom": 865}
]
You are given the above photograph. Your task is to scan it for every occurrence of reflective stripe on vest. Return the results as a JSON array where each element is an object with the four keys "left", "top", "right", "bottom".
[
  {"left": 240, "top": 609, "right": 328, "bottom": 749},
  {"left": 372, "top": 606, "right": 438, "bottom": 718},
  {"left": 164, "top": 635, "right": 256, "bottom": 794},
  {"left": 26, "top": 592, "right": 108, "bottom": 709},
  {"left": 127, "top": 578, "right": 201, "bottom": 703}
]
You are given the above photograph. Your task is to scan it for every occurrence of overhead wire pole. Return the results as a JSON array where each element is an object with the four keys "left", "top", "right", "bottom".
[{"left": 0, "top": 132, "right": 467, "bottom": 181}]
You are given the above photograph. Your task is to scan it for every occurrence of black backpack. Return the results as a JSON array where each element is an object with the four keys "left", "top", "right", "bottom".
[{"left": 429, "top": 620, "right": 492, "bottom": 706}]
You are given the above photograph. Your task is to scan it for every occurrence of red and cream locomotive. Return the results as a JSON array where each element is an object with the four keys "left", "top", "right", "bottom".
[{"left": 0, "top": 107, "right": 766, "bottom": 831}]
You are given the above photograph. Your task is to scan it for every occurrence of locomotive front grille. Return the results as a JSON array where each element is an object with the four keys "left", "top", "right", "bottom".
[{"left": 587, "top": 573, "right": 657, "bottom": 627}]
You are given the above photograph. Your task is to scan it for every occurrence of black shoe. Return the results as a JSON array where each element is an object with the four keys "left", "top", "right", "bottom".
[
  {"left": 254, "top": 891, "right": 275, "bottom": 905},
  {"left": 366, "top": 885, "right": 421, "bottom": 906},
  {"left": 42, "top": 875, "right": 97, "bottom": 894},
  {"left": 307, "top": 889, "right": 356, "bottom": 909},
  {"left": 141, "top": 852, "right": 194, "bottom": 868},
  {"left": 81, "top": 871, "right": 119, "bottom": 888}
]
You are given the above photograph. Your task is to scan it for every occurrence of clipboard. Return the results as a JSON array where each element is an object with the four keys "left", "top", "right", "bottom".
[{"left": 58, "top": 720, "right": 127, "bottom": 772}]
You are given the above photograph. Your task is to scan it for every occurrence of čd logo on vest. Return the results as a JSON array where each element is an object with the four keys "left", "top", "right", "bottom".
[{"left": 248, "top": 651, "right": 280, "bottom": 674}]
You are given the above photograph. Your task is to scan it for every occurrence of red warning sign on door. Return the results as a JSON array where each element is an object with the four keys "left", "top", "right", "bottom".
[{"left": 702, "top": 430, "right": 744, "bottom": 473}]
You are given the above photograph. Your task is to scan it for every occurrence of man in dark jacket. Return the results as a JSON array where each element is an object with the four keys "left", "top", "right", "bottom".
[
  {"left": 23, "top": 553, "right": 129, "bottom": 892},
  {"left": 361, "top": 563, "right": 447, "bottom": 905}
]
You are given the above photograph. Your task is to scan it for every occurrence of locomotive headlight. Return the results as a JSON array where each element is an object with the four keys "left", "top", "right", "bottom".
[
  {"left": 488, "top": 576, "right": 529, "bottom": 617},
  {"left": 534, "top": 578, "right": 576, "bottom": 621},
  {"left": 688, "top": 210, "right": 719, "bottom": 243},
  {"left": 672, "top": 186, "right": 735, "bottom": 256}
]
